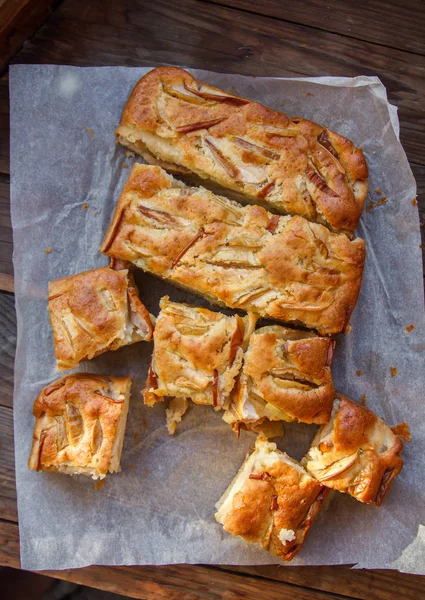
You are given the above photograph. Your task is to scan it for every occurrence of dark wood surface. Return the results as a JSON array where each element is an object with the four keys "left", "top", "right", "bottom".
[
  {"left": 1, "top": 1, "right": 425, "bottom": 598},
  {"left": 0, "top": 0, "right": 57, "bottom": 74}
]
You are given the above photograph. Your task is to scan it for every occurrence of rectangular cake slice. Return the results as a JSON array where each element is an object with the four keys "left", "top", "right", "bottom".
[
  {"left": 215, "top": 438, "right": 328, "bottom": 561},
  {"left": 116, "top": 66, "right": 368, "bottom": 235},
  {"left": 101, "top": 164, "right": 365, "bottom": 335},
  {"left": 303, "top": 395, "right": 406, "bottom": 505},
  {"left": 143, "top": 296, "right": 256, "bottom": 417},
  {"left": 28, "top": 374, "right": 132, "bottom": 479},
  {"left": 48, "top": 264, "right": 154, "bottom": 370},
  {"left": 223, "top": 325, "right": 335, "bottom": 433}
]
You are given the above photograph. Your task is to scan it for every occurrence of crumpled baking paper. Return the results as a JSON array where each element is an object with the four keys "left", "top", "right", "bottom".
[{"left": 9, "top": 65, "right": 425, "bottom": 573}]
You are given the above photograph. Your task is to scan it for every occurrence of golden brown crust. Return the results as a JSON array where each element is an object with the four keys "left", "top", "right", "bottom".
[
  {"left": 143, "top": 296, "right": 251, "bottom": 408},
  {"left": 48, "top": 266, "right": 154, "bottom": 370},
  {"left": 116, "top": 66, "right": 368, "bottom": 234},
  {"left": 223, "top": 325, "right": 334, "bottom": 426},
  {"left": 304, "top": 394, "right": 405, "bottom": 505},
  {"left": 100, "top": 164, "right": 365, "bottom": 335},
  {"left": 28, "top": 374, "right": 132, "bottom": 479},
  {"left": 215, "top": 438, "right": 326, "bottom": 561}
]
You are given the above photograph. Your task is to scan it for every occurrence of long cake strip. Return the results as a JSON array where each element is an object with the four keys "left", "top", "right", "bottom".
[
  {"left": 116, "top": 66, "right": 368, "bottom": 234},
  {"left": 101, "top": 164, "right": 365, "bottom": 335}
]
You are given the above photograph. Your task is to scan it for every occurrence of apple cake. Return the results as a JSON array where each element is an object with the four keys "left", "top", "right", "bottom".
[
  {"left": 215, "top": 437, "right": 329, "bottom": 561},
  {"left": 303, "top": 395, "right": 406, "bottom": 505},
  {"left": 101, "top": 164, "right": 365, "bottom": 335},
  {"left": 28, "top": 374, "right": 132, "bottom": 479},
  {"left": 223, "top": 325, "right": 335, "bottom": 434},
  {"left": 48, "top": 264, "right": 155, "bottom": 370},
  {"left": 116, "top": 66, "right": 368, "bottom": 235}
]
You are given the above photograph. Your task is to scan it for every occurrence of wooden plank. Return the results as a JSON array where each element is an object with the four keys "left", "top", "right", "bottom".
[
  {"left": 0, "top": 293, "right": 15, "bottom": 408},
  {"left": 0, "top": 405, "right": 17, "bottom": 521},
  {"left": 0, "top": 522, "right": 351, "bottom": 600},
  {"left": 0, "top": 273, "right": 13, "bottom": 291},
  {"left": 0, "top": 0, "right": 56, "bottom": 74},
  {"left": 0, "top": 77, "right": 9, "bottom": 174},
  {"left": 1, "top": 518, "right": 425, "bottom": 600},
  {"left": 0, "top": 176, "right": 13, "bottom": 283},
  {"left": 222, "top": 565, "right": 425, "bottom": 600},
  {"left": 202, "top": 0, "right": 425, "bottom": 55},
  {"left": 9, "top": 0, "right": 425, "bottom": 166}
]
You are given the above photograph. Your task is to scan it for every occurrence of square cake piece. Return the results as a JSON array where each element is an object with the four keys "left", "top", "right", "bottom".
[
  {"left": 115, "top": 67, "right": 368, "bottom": 234},
  {"left": 48, "top": 264, "right": 154, "bottom": 370},
  {"left": 303, "top": 395, "right": 406, "bottom": 505},
  {"left": 28, "top": 374, "right": 132, "bottom": 479},
  {"left": 223, "top": 325, "right": 335, "bottom": 432},
  {"left": 101, "top": 164, "right": 366, "bottom": 335},
  {"left": 143, "top": 296, "right": 256, "bottom": 414},
  {"left": 215, "top": 438, "right": 328, "bottom": 562}
]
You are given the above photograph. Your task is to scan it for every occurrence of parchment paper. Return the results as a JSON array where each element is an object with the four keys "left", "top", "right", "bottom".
[{"left": 9, "top": 65, "right": 425, "bottom": 573}]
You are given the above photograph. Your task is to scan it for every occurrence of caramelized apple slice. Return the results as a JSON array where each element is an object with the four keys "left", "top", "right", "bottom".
[
  {"left": 310, "top": 451, "right": 358, "bottom": 481},
  {"left": 183, "top": 81, "right": 249, "bottom": 105}
]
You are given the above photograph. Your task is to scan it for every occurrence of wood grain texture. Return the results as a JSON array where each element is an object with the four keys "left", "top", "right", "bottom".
[
  {"left": 0, "top": 293, "right": 15, "bottom": 408},
  {"left": 8, "top": 0, "right": 425, "bottom": 166},
  {"left": 1, "top": 517, "right": 425, "bottom": 600},
  {"left": 0, "top": 0, "right": 56, "bottom": 74},
  {"left": 202, "top": 0, "right": 425, "bottom": 55},
  {"left": 0, "top": 405, "right": 17, "bottom": 521},
  {"left": 0, "top": 77, "right": 9, "bottom": 174}
]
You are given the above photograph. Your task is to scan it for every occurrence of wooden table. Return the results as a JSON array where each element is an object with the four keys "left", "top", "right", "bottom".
[{"left": 1, "top": 1, "right": 424, "bottom": 598}]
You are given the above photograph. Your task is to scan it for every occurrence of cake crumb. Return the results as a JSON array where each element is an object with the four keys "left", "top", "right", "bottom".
[
  {"left": 45, "top": 247, "right": 52, "bottom": 254},
  {"left": 94, "top": 480, "right": 105, "bottom": 490},
  {"left": 360, "top": 393, "right": 367, "bottom": 406},
  {"left": 307, "top": 92, "right": 313, "bottom": 96},
  {"left": 356, "top": 370, "right": 362, "bottom": 377},
  {"left": 85, "top": 127, "right": 95, "bottom": 138},
  {"left": 145, "top": 468, "right": 149, "bottom": 475},
  {"left": 376, "top": 197, "right": 388, "bottom": 206},
  {"left": 82, "top": 202, "right": 88, "bottom": 211},
  {"left": 125, "top": 150, "right": 135, "bottom": 158},
  {"left": 142, "top": 416, "right": 148, "bottom": 428},
  {"left": 374, "top": 188, "right": 382, "bottom": 195},
  {"left": 405, "top": 324, "right": 415, "bottom": 334},
  {"left": 133, "top": 432, "right": 140, "bottom": 443},
  {"left": 391, "top": 422, "right": 411, "bottom": 442},
  {"left": 366, "top": 200, "right": 375, "bottom": 212},
  {"left": 390, "top": 366, "right": 398, "bottom": 377},
  {"left": 128, "top": 464, "right": 134, "bottom": 470},
  {"left": 93, "top": 211, "right": 98, "bottom": 216},
  {"left": 122, "top": 162, "right": 129, "bottom": 168},
  {"left": 412, "top": 198, "right": 418, "bottom": 206}
]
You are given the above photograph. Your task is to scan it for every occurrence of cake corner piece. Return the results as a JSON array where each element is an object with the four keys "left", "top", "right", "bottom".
[
  {"left": 48, "top": 264, "right": 154, "bottom": 370},
  {"left": 303, "top": 394, "right": 406, "bottom": 506},
  {"left": 215, "top": 437, "right": 328, "bottom": 561}
]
